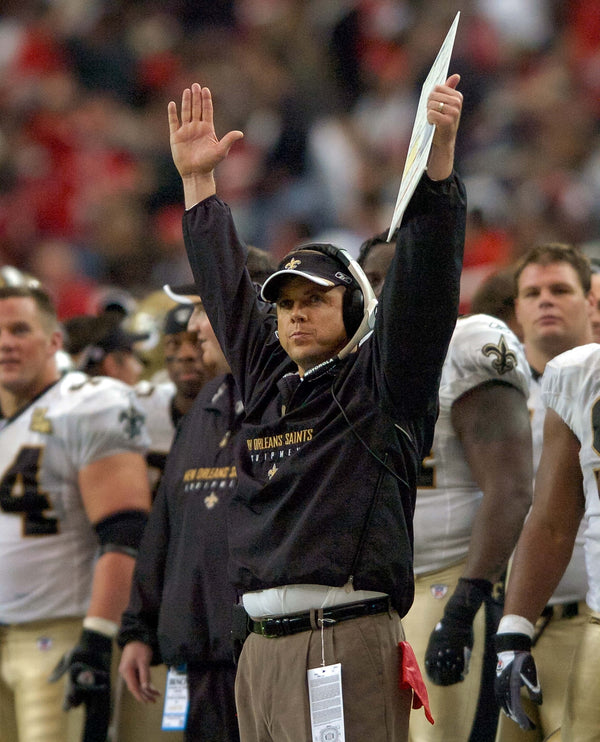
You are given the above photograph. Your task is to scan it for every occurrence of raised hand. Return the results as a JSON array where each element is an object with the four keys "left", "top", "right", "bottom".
[
  {"left": 167, "top": 84, "right": 244, "bottom": 206},
  {"left": 426, "top": 73, "right": 462, "bottom": 180}
]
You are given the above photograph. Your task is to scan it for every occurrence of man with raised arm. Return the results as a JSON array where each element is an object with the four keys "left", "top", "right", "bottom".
[{"left": 167, "top": 78, "right": 466, "bottom": 741}]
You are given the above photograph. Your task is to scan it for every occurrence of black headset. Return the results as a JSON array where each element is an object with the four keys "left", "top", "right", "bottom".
[{"left": 290, "top": 242, "right": 378, "bottom": 359}]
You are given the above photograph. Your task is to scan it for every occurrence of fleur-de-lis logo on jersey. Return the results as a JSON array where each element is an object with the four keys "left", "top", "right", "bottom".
[
  {"left": 30, "top": 407, "right": 52, "bottom": 434},
  {"left": 119, "top": 405, "right": 145, "bottom": 439},
  {"left": 267, "top": 463, "right": 278, "bottom": 479},
  {"left": 482, "top": 335, "right": 517, "bottom": 375},
  {"left": 285, "top": 258, "right": 301, "bottom": 270}
]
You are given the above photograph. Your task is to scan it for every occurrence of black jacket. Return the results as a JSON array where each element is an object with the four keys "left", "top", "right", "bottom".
[
  {"left": 118, "top": 374, "right": 243, "bottom": 665},
  {"left": 183, "top": 173, "right": 466, "bottom": 616}
]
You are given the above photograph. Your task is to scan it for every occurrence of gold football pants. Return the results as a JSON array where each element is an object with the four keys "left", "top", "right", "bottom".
[
  {"left": 403, "top": 561, "right": 486, "bottom": 742},
  {"left": 0, "top": 617, "right": 84, "bottom": 742}
]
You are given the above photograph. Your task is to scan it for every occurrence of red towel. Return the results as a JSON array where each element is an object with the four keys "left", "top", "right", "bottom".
[{"left": 399, "top": 641, "right": 434, "bottom": 725}]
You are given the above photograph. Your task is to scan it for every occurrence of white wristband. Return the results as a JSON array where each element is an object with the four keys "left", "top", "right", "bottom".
[
  {"left": 497, "top": 614, "right": 535, "bottom": 639},
  {"left": 83, "top": 616, "right": 119, "bottom": 638}
]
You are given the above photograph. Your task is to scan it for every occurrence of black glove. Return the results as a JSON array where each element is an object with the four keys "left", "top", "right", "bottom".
[
  {"left": 49, "top": 628, "right": 112, "bottom": 742},
  {"left": 495, "top": 632, "right": 542, "bottom": 731},
  {"left": 424, "top": 577, "right": 491, "bottom": 686}
]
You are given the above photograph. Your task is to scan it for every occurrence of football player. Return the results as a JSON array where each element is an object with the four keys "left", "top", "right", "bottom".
[
  {"left": 358, "top": 237, "right": 533, "bottom": 742},
  {"left": 64, "top": 313, "right": 149, "bottom": 387},
  {"left": 495, "top": 342, "right": 600, "bottom": 741},
  {"left": 589, "top": 266, "right": 600, "bottom": 343},
  {"left": 495, "top": 243, "right": 594, "bottom": 742},
  {"left": 134, "top": 302, "right": 211, "bottom": 493},
  {"left": 0, "top": 285, "right": 151, "bottom": 742},
  {"left": 402, "top": 314, "right": 532, "bottom": 742}
]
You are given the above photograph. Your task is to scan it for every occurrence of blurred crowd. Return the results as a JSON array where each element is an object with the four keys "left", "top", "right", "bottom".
[{"left": 0, "top": 0, "right": 599, "bottom": 321}]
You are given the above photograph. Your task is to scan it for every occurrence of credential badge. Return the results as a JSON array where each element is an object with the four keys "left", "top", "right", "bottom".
[{"left": 482, "top": 335, "right": 517, "bottom": 375}]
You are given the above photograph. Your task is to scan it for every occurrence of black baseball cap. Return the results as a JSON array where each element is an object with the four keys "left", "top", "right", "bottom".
[
  {"left": 260, "top": 248, "right": 354, "bottom": 302},
  {"left": 164, "top": 303, "right": 194, "bottom": 335},
  {"left": 63, "top": 315, "right": 149, "bottom": 369}
]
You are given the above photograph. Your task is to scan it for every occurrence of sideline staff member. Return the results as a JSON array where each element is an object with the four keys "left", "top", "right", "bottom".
[
  {"left": 118, "top": 245, "right": 275, "bottom": 742},
  {"left": 168, "top": 77, "right": 466, "bottom": 741}
]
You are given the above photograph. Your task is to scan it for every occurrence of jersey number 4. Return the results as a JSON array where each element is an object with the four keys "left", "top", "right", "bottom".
[{"left": 0, "top": 447, "right": 59, "bottom": 536}]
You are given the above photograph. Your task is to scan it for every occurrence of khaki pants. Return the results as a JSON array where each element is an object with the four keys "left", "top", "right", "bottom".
[
  {"left": 0, "top": 617, "right": 84, "bottom": 742},
  {"left": 402, "top": 562, "right": 486, "bottom": 742},
  {"left": 561, "top": 611, "right": 600, "bottom": 742},
  {"left": 235, "top": 609, "right": 412, "bottom": 742},
  {"left": 116, "top": 663, "right": 184, "bottom": 742}
]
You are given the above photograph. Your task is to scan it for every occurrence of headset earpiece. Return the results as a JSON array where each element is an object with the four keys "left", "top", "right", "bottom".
[{"left": 342, "top": 285, "right": 365, "bottom": 337}]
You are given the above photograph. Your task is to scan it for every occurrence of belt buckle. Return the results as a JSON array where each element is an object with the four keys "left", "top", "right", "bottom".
[{"left": 258, "top": 618, "right": 281, "bottom": 638}]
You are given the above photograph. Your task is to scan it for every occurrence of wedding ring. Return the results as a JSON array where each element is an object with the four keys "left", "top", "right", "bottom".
[{"left": 438, "top": 101, "right": 444, "bottom": 112}]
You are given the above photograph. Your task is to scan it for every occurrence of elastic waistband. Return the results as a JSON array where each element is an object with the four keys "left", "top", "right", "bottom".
[{"left": 249, "top": 596, "right": 392, "bottom": 638}]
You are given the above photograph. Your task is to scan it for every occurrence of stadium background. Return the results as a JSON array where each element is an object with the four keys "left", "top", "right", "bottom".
[{"left": 0, "top": 0, "right": 598, "bottom": 319}]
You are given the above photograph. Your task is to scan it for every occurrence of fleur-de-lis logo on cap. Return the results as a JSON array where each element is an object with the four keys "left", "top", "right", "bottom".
[{"left": 285, "top": 258, "right": 301, "bottom": 270}]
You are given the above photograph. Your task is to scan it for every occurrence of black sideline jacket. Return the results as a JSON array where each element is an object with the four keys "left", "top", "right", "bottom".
[
  {"left": 118, "top": 374, "right": 243, "bottom": 665},
  {"left": 182, "top": 173, "right": 466, "bottom": 616}
]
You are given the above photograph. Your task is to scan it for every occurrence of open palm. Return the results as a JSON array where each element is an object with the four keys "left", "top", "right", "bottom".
[{"left": 168, "top": 84, "right": 243, "bottom": 178}]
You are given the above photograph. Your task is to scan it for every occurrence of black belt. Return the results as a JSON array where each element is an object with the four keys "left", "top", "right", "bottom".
[
  {"left": 541, "top": 602, "right": 579, "bottom": 620},
  {"left": 249, "top": 596, "right": 391, "bottom": 638}
]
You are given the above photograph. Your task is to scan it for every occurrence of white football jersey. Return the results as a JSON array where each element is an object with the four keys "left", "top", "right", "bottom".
[
  {"left": 543, "top": 343, "right": 600, "bottom": 612},
  {"left": 531, "top": 370, "right": 588, "bottom": 605},
  {"left": 0, "top": 372, "right": 149, "bottom": 624},
  {"left": 528, "top": 375, "right": 545, "bottom": 476},
  {"left": 134, "top": 380, "right": 176, "bottom": 489},
  {"left": 414, "top": 314, "right": 530, "bottom": 574}
]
